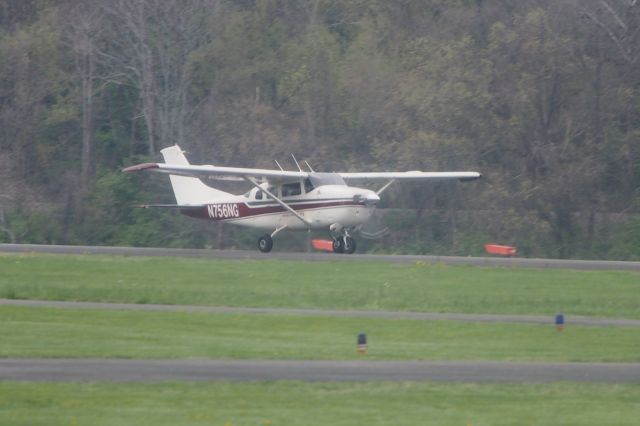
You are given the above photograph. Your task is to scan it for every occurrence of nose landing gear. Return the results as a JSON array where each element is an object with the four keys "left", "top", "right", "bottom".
[{"left": 332, "top": 233, "right": 356, "bottom": 254}]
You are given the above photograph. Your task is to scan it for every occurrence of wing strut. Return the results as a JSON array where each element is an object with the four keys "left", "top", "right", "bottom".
[
  {"left": 245, "top": 176, "right": 311, "bottom": 227},
  {"left": 376, "top": 179, "right": 396, "bottom": 195}
]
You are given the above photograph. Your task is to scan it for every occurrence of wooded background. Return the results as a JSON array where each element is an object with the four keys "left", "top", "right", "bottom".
[{"left": 1, "top": 0, "right": 639, "bottom": 259}]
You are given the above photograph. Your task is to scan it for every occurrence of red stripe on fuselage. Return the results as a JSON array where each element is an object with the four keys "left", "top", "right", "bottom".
[{"left": 182, "top": 200, "right": 364, "bottom": 221}]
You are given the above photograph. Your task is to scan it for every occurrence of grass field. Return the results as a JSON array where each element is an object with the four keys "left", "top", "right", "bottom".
[
  {"left": 2, "top": 381, "right": 640, "bottom": 426},
  {"left": 2, "top": 305, "right": 639, "bottom": 361},
  {"left": 1, "top": 253, "right": 638, "bottom": 318},
  {"left": 1, "top": 251, "right": 639, "bottom": 425}
]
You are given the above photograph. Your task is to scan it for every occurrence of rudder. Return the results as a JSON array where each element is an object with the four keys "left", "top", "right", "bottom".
[{"left": 160, "top": 145, "right": 232, "bottom": 205}]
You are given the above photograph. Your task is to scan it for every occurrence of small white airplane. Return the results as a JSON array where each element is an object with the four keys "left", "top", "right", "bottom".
[{"left": 123, "top": 145, "right": 481, "bottom": 253}]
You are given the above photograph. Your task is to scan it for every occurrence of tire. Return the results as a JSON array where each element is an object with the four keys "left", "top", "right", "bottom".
[
  {"left": 332, "top": 238, "right": 344, "bottom": 254},
  {"left": 343, "top": 236, "right": 356, "bottom": 254},
  {"left": 258, "top": 234, "right": 273, "bottom": 253}
]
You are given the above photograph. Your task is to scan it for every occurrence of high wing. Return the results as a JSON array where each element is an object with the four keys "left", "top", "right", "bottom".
[
  {"left": 123, "top": 143, "right": 480, "bottom": 184},
  {"left": 123, "top": 162, "right": 308, "bottom": 183},
  {"left": 124, "top": 163, "right": 481, "bottom": 183},
  {"left": 339, "top": 171, "right": 481, "bottom": 182}
]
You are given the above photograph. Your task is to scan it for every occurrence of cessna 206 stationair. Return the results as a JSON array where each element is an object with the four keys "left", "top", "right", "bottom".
[{"left": 123, "top": 145, "right": 481, "bottom": 253}]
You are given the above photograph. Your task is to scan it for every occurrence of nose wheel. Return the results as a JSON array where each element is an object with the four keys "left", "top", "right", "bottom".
[{"left": 332, "top": 235, "right": 356, "bottom": 254}]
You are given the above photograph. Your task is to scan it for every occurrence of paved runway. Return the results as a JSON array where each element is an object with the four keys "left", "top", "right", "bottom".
[
  {"left": 3, "top": 299, "right": 640, "bottom": 328},
  {"left": 2, "top": 359, "right": 638, "bottom": 383},
  {"left": 2, "top": 243, "right": 640, "bottom": 270}
]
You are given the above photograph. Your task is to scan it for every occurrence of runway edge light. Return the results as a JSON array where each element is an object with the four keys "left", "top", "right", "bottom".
[
  {"left": 357, "top": 332, "right": 367, "bottom": 355},
  {"left": 555, "top": 313, "right": 565, "bottom": 332}
]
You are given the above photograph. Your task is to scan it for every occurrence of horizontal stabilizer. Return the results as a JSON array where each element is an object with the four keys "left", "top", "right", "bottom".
[{"left": 134, "top": 204, "right": 204, "bottom": 209}]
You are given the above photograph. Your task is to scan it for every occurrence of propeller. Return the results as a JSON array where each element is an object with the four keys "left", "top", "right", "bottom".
[{"left": 359, "top": 201, "right": 389, "bottom": 240}]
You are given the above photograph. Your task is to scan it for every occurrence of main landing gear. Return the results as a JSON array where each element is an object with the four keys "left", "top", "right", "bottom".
[
  {"left": 257, "top": 234, "right": 273, "bottom": 253},
  {"left": 257, "top": 226, "right": 357, "bottom": 254},
  {"left": 257, "top": 225, "right": 287, "bottom": 253}
]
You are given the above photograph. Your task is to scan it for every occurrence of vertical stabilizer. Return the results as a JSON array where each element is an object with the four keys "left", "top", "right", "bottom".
[{"left": 160, "top": 145, "right": 232, "bottom": 204}]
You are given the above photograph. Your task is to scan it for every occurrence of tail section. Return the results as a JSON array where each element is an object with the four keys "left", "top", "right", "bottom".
[{"left": 161, "top": 145, "right": 232, "bottom": 205}]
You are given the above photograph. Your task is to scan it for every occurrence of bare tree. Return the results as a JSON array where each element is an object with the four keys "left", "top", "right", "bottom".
[
  {"left": 63, "top": 1, "right": 105, "bottom": 190},
  {"left": 580, "top": 0, "right": 640, "bottom": 64},
  {"left": 100, "top": 0, "right": 218, "bottom": 155},
  {"left": 0, "top": 194, "right": 15, "bottom": 243}
]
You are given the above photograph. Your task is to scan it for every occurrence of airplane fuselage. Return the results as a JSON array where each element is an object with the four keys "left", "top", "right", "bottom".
[{"left": 181, "top": 184, "right": 378, "bottom": 231}]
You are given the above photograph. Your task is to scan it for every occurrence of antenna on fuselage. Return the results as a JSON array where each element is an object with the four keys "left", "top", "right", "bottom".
[
  {"left": 304, "top": 160, "right": 315, "bottom": 172},
  {"left": 291, "top": 154, "right": 303, "bottom": 172},
  {"left": 274, "top": 160, "right": 284, "bottom": 171}
]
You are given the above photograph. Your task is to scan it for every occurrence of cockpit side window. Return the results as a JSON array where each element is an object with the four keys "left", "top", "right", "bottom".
[{"left": 281, "top": 182, "right": 302, "bottom": 197}]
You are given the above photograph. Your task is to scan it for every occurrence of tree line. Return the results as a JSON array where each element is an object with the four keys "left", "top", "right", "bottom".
[{"left": 0, "top": 0, "right": 639, "bottom": 259}]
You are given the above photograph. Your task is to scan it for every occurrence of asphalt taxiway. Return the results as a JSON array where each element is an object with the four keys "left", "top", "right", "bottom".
[
  {"left": 2, "top": 359, "right": 639, "bottom": 383},
  {"left": 3, "top": 299, "right": 640, "bottom": 328}
]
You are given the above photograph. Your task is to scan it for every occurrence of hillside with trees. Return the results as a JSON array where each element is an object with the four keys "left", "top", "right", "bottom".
[{"left": 0, "top": 0, "right": 639, "bottom": 259}]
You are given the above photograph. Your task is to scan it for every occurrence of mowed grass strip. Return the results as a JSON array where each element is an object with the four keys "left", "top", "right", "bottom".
[
  {"left": 1, "top": 253, "right": 639, "bottom": 318},
  {"left": 2, "top": 306, "right": 638, "bottom": 362},
  {"left": 2, "top": 381, "right": 640, "bottom": 426}
]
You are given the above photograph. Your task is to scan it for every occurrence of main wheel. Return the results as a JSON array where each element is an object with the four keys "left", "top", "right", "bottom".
[
  {"left": 258, "top": 234, "right": 273, "bottom": 253},
  {"left": 343, "top": 236, "right": 356, "bottom": 254},
  {"left": 332, "top": 237, "right": 344, "bottom": 253}
]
